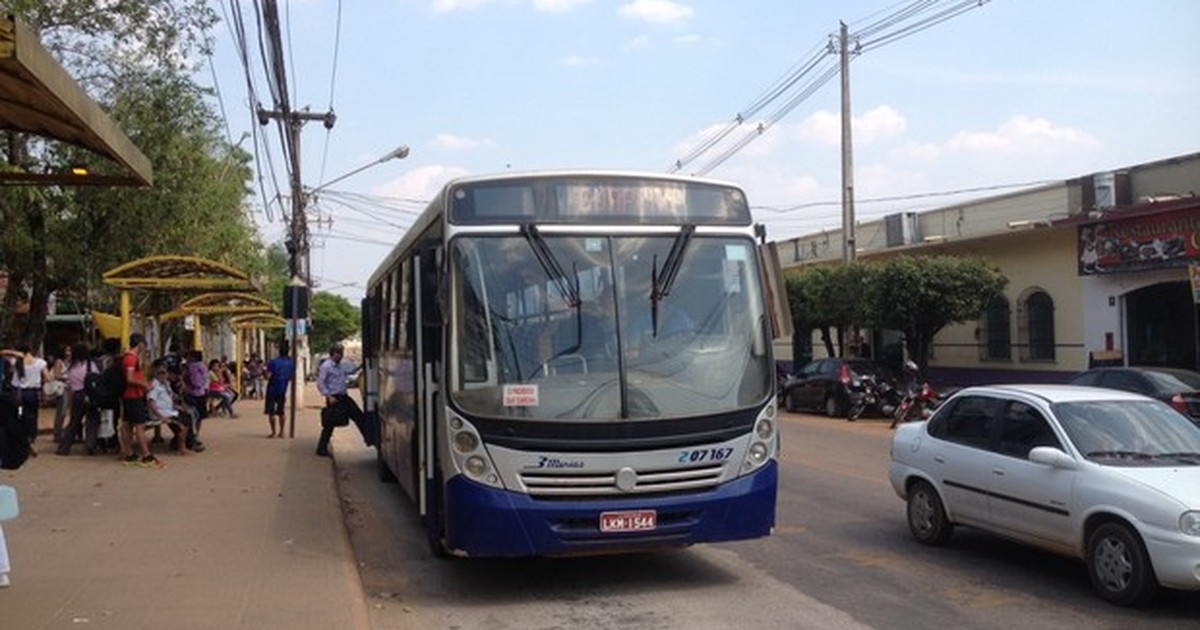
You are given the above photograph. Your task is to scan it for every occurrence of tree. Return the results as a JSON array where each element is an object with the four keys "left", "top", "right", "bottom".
[
  {"left": 0, "top": 3, "right": 259, "bottom": 347},
  {"left": 870, "top": 255, "right": 1007, "bottom": 371},
  {"left": 307, "top": 292, "right": 360, "bottom": 356},
  {"left": 785, "top": 263, "right": 876, "bottom": 358}
]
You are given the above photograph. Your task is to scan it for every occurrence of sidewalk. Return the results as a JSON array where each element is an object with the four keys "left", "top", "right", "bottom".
[{"left": 0, "top": 384, "right": 371, "bottom": 630}]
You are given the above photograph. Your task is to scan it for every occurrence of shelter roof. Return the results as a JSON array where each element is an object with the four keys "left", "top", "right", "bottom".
[
  {"left": 177, "top": 292, "right": 275, "bottom": 316},
  {"left": 231, "top": 313, "right": 287, "bottom": 329},
  {"left": 102, "top": 255, "right": 254, "bottom": 292},
  {"left": 0, "top": 15, "right": 152, "bottom": 187}
]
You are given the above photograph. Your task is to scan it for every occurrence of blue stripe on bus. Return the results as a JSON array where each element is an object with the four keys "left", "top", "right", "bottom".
[{"left": 442, "top": 461, "right": 778, "bottom": 557}]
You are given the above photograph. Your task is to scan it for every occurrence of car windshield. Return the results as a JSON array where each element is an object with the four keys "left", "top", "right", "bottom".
[
  {"left": 1143, "top": 368, "right": 1200, "bottom": 392},
  {"left": 1053, "top": 400, "right": 1200, "bottom": 466}
]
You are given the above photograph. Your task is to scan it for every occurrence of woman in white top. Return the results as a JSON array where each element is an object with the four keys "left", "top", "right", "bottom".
[{"left": 1, "top": 346, "right": 50, "bottom": 455}]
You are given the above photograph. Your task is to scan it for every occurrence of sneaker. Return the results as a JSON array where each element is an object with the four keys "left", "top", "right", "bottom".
[
  {"left": 122, "top": 455, "right": 140, "bottom": 466},
  {"left": 139, "top": 455, "right": 165, "bottom": 469},
  {"left": 0, "top": 573, "right": 10, "bottom": 588}
]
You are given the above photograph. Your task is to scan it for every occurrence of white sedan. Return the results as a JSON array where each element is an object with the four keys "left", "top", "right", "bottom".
[{"left": 889, "top": 384, "right": 1200, "bottom": 606}]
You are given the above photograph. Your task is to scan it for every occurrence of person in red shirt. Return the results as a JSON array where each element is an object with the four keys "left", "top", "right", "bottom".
[{"left": 119, "top": 333, "right": 161, "bottom": 468}]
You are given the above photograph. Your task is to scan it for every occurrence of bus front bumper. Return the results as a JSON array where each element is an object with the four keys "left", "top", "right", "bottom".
[{"left": 443, "top": 461, "right": 777, "bottom": 557}]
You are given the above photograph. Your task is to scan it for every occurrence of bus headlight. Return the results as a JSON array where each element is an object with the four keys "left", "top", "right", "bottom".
[
  {"left": 756, "top": 419, "right": 774, "bottom": 440},
  {"left": 465, "top": 455, "right": 488, "bottom": 477},
  {"left": 446, "top": 414, "right": 504, "bottom": 489},
  {"left": 748, "top": 442, "right": 769, "bottom": 464},
  {"left": 453, "top": 430, "right": 478, "bottom": 453}
]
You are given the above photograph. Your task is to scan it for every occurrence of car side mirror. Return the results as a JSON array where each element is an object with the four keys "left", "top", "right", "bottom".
[{"left": 1028, "top": 446, "right": 1077, "bottom": 470}]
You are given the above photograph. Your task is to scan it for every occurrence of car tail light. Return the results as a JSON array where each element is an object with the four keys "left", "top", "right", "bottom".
[
  {"left": 838, "top": 364, "right": 852, "bottom": 385},
  {"left": 1169, "top": 394, "right": 1189, "bottom": 416}
]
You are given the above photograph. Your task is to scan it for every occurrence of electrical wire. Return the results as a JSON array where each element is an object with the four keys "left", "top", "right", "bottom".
[{"left": 670, "top": 0, "right": 993, "bottom": 175}]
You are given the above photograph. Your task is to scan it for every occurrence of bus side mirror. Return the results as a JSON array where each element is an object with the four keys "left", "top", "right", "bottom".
[{"left": 757, "top": 242, "right": 794, "bottom": 340}]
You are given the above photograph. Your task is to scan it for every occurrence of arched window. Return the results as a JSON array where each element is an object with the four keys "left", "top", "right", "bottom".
[
  {"left": 980, "top": 295, "right": 1011, "bottom": 360},
  {"left": 1019, "top": 289, "right": 1056, "bottom": 362}
]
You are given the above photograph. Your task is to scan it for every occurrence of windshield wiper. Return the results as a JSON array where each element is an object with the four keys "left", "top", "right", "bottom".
[
  {"left": 521, "top": 224, "right": 580, "bottom": 308},
  {"left": 650, "top": 225, "right": 694, "bottom": 337},
  {"left": 1085, "top": 450, "right": 1153, "bottom": 460},
  {"left": 1154, "top": 451, "right": 1200, "bottom": 464}
]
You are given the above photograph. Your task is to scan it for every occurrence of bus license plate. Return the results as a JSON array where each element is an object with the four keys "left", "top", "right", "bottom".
[{"left": 600, "top": 510, "right": 656, "bottom": 532}]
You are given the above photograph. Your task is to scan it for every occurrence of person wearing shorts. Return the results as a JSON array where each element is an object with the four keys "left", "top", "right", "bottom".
[
  {"left": 119, "top": 333, "right": 161, "bottom": 468},
  {"left": 263, "top": 344, "right": 294, "bottom": 438}
]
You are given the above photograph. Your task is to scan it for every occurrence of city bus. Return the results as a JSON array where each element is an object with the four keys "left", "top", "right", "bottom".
[{"left": 362, "top": 171, "right": 792, "bottom": 557}]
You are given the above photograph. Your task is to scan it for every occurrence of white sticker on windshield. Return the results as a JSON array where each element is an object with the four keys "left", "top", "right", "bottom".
[
  {"left": 724, "top": 260, "right": 743, "bottom": 294},
  {"left": 503, "top": 384, "right": 539, "bottom": 407}
]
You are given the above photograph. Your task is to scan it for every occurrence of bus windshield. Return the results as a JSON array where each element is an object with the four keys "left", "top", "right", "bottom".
[{"left": 450, "top": 233, "right": 771, "bottom": 421}]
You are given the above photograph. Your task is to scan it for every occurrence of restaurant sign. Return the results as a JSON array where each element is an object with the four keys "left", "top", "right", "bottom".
[{"left": 1078, "top": 205, "right": 1200, "bottom": 275}]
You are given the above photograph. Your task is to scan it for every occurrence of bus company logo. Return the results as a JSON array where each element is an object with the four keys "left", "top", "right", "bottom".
[{"left": 528, "top": 456, "right": 585, "bottom": 470}]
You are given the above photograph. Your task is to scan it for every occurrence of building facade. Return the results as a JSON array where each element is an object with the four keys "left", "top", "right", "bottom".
[{"left": 776, "top": 152, "right": 1200, "bottom": 386}]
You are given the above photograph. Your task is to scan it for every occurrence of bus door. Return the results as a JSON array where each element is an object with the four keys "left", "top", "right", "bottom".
[{"left": 414, "top": 245, "right": 445, "bottom": 536}]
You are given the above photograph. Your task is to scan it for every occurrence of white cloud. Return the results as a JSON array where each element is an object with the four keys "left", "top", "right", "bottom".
[
  {"left": 376, "top": 164, "right": 471, "bottom": 199},
  {"left": 533, "top": 0, "right": 591, "bottom": 11},
  {"left": 794, "top": 106, "right": 907, "bottom": 147},
  {"left": 622, "top": 35, "right": 651, "bottom": 51},
  {"left": 896, "top": 115, "right": 1101, "bottom": 161},
  {"left": 561, "top": 55, "right": 600, "bottom": 67},
  {"left": 431, "top": 133, "right": 493, "bottom": 151},
  {"left": 430, "top": 0, "right": 495, "bottom": 12},
  {"left": 618, "top": 0, "right": 693, "bottom": 25}
]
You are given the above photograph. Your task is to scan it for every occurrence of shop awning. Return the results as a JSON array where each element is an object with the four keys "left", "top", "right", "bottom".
[{"left": 0, "top": 15, "right": 152, "bottom": 187}]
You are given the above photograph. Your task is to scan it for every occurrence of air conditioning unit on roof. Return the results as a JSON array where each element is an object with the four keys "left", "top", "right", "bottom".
[{"left": 884, "top": 212, "right": 919, "bottom": 247}]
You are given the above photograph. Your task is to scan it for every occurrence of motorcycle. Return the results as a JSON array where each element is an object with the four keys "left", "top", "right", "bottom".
[
  {"left": 888, "top": 359, "right": 940, "bottom": 428},
  {"left": 890, "top": 378, "right": 938, "bottom": 428}
]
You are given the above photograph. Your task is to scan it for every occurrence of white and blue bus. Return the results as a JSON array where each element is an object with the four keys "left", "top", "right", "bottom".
[{"left": 362, "top": 171, "right": 792, "bottom": 557}]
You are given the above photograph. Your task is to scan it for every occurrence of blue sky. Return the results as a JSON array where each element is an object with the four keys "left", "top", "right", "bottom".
[{"left": 206, "top": 0, "right": 1200, "bottom": 299}]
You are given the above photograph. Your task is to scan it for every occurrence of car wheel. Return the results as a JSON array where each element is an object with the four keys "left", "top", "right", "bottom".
[
  {"left": 783, "top": 388, "right": 798, "bottom": 413},
  {"left": 1086, "top": 522, "right": 1158, "bottom": 606},
  {"left": 906, "top": 480, "right": 952, "bottom": 546},
  {"left": 824, "top": 394, "right": 841, "bottom": 418}
]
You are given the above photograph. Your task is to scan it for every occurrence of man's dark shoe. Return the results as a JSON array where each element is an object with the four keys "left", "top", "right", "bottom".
[{"left": 315, "top": 449, "right": 331, "bottom": 457}]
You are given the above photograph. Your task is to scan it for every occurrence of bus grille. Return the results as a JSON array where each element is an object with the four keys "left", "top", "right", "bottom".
[{"left": 519, "top": 463, "right": 725, "bottom": 498}]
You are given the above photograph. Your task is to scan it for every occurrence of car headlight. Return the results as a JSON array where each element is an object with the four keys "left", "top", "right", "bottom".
[{"left": 1181, "top": 511, "right": 1200, "bottom": 537}]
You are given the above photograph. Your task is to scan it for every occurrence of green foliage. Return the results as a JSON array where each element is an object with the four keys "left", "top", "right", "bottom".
[
  {"left": 0, "top": 2, "right": 257, "bottom": 346},
  {"left": 785, "top": 255, "right": 1007, "bottom": 369},
  {"left": 871, "top": 255, "right": 1007, "bottom": 369},
  {"left": 307, "top": 292, "right": 361, "bottom": 355},
  {"left": 784, "top": 262, "right": 877, "bottom": 357}
]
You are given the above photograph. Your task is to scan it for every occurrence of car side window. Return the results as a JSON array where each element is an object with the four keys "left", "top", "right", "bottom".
[
  {"left": 819, "top": 360, "right": 837, "bottom": 377},
  {"left": 1072, "top": 371, "right": 1101, "bottom": 387},
  {"left": 1101, "top": 371, "right": 1143, "bottom": 394},
  {"left": 997, "top": 401, "right": 1061, "bottom": 458},
  {"left": 801, "top": 361, "right": 822, "bottom": 377},
  {"left": 931, "top": 395, "right": 997, "bottom": 449}
]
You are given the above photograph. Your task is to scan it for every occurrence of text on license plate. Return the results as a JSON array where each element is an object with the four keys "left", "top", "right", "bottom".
[{"left": 599, "top": 510, "right": 657, "bottom": 532}]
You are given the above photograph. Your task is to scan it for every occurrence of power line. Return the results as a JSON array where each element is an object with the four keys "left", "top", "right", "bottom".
[{"left": 670, "top": 0, "right": 993, "bottom": 175}]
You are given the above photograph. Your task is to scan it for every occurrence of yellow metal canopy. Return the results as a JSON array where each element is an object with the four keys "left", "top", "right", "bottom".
[
  {"left": 0, "top": 15, "right": 152, "bottom": 186},
  {"left": 102, "top": 255, "right": 254, "bottom": 292},
  {"left": 231, "top": 314, "right": 287, "bottom": 329},
  {"left": 173, "top": 292, "right": 275, "bottom": 316}
]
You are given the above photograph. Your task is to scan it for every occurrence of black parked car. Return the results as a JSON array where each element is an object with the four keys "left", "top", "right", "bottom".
[
  {"left": 1068, "top": 366, "right": 1200, "bottom": 424},
  {"left": 780, "top": 358, "right": 895, "bottom": 418}
]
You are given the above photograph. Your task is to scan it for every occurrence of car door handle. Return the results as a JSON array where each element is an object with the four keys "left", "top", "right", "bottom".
[
  {"left": 934, "top": 455, "right": 945, "bottom": 464},
  {"left": 992, "top": 468, "right": 1005, "bottom": 476}
]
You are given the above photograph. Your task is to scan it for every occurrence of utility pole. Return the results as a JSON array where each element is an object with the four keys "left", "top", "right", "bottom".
[
  {"left": 256, "top": 105, "right": 335, "bottom": 438},
  {"left": 840, "top": 21, "right": 856, "bottom": 263}
]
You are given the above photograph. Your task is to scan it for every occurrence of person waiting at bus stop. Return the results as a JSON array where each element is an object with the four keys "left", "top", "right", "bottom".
[{"left": 314, "top": 343, "right": 373, "bottom": 457}]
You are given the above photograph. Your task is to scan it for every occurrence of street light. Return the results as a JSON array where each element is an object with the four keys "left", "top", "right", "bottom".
[
  {"left": 311, "top": 144, "right": 410, "bottom": 194},
  {"left": 286, "top": 143, "right": 410, "bottom": 439}
]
